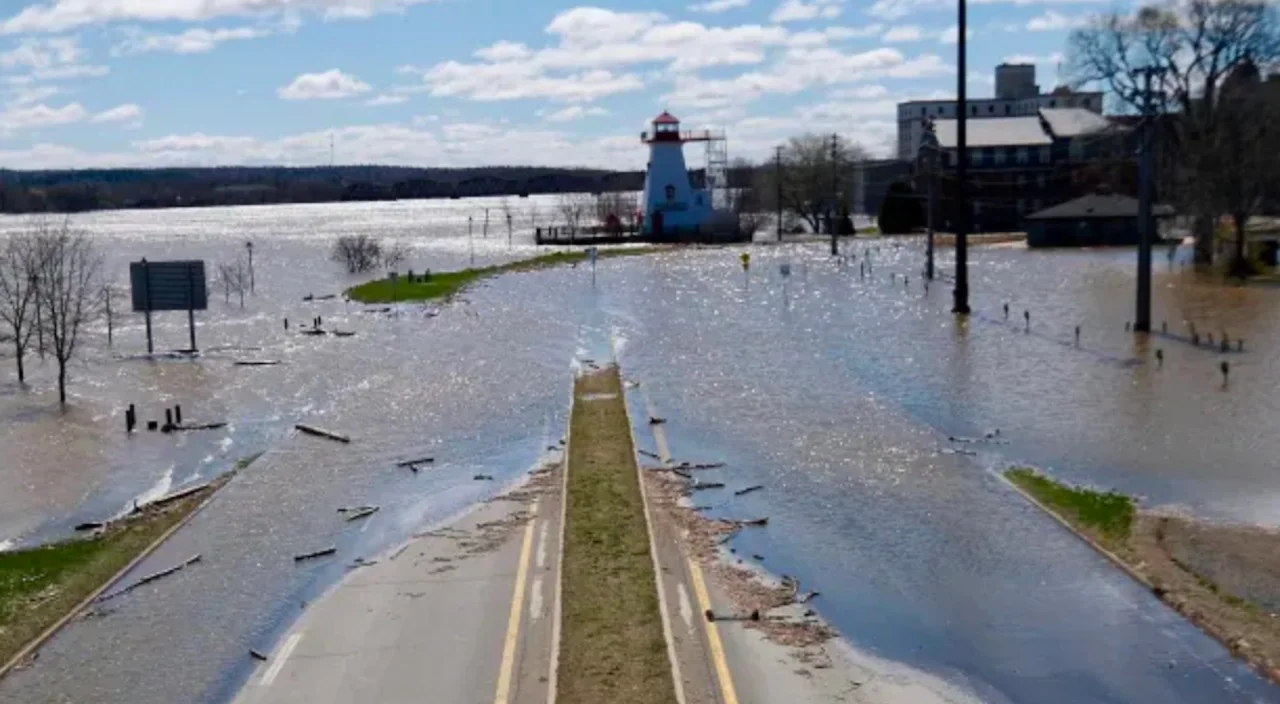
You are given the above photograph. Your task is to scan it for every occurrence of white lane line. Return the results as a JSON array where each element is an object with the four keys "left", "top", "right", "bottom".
[
  {"left": 530, "top": 576, "right": 545, "bottom": 623},
  {"left": 677, "top": 582, "right": 694, "bottom": 632},
  {"left": 536, "top": 520, "right": 549, "bottom": 569},
  {"left": 260, "top": 633, "right": 303, "bottom": 687}
]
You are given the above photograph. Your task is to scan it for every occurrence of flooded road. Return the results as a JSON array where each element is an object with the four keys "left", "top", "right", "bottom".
[{"left": 1, "top": 200, "right": 1279, "bottom": 702}]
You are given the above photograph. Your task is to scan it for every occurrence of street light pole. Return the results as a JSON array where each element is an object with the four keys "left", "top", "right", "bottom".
[
  {"left": 830, "top": 133, "right": 840, "bottom": 256},
  {"left": 245, "top": 241, "right": 255, "bottom": 294},
  {"left": 920, "top": 124, "right": 938, "bottom": 281},
  {"left": 1135, "top": 67, "right": 1157, "bottom": 332},
  {"left": 952, "top": 0, "right": 971, "bottom": 314},
  {"left": 775, "top": 145, "right": 784, "bottom": 242}
]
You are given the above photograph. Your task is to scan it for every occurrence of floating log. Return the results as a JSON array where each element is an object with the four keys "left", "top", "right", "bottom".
[
  {"left": 75, "top": 521, "right": 104, "bottom": 532},
  {"left": 395, "top": 456, "right": 435, "bottom": 468},
  {"left": 797, "top": 591, "right": 821, "bottom": 604},
  {"left": 316, "top": 294, "right": 337, "bottom": 300},
  {"left": 474, "top": 474, "right": 495, "bottom": 481},
  {"left": 300, "top": 329, "right": 327, "bottom": 336},
  {"left": 234, "top": 360, "right": 282, "bottom": 366},
  {"left": 649, "top": 416, "right": 666, "bottom": 425},
  {"left": 173, "top": 422, "right": 228, "bottom": 432},
  {"left": 250, "top": 649, "right": 270, "bottom": 661},
  {"left": 344, "top": 506, "right": 379, "bottom": 522},
  {"left": 97, "top": 554, "right": 202, "bottom": 602},
  {"left": 338, "top": 505, "right": 377, "bottom": 513},
  {"left": 332, "top": 331, "right": 357, "bottom": 337},
  {"left": 691, "top": 481, "right": 725, "bottom": 491},
  {"left": 672, "top": 469, "right": 693, "bottom": 481},
  {"left": 294, "top": 546, "right": 337, "bottom": 562},
  {"left": 638, "top": 449, "right": 661, "bottom": 460},
  {"left": 734, "top": 485, "right": 764, "bottom": 496},
  {"left": 296, "top": 424, "right": 350, "bottom": 443},
  {"left": 149, "top": 481, "right": 212, "bottom": 508},
  {"left": 689, "top": 462, "right": 726, "bottom": 470},
  {"left": 730, "top": 517, "right": 768, "bottom": 527}
]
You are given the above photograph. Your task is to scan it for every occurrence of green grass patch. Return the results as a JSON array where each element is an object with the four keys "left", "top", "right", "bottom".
[
  {"left": 559, "top": 367, "right": 676, "bottom": 704},
  {"left": 345, "top": 247, "right": 666, "bottom": 304},
  {"left": 1005, "top": 467, "right": 1135, "bottom": 548},
  {"left": 0, "top": 473, "right": 232, "bottom": 668}
]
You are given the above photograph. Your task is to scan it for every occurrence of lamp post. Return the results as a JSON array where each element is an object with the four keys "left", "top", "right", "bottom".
[
  {"left": 919, "top": 123, "right": 939, "bottom": 281},
  {"left": 952, "top": 0, "right": 971, "bottom": 315},
  {"left": 245, "top": 241, "right": 255, "bottom": 294}
]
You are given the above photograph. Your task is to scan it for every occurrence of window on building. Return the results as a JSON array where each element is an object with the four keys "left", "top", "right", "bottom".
[
  {"left": 982, "top": 147, "right": 994, "bottom": 165},
  {"left": 1018, "top": 199, "right": 1026, "bottom": 214},
  {"left": 1037, "top": 173, "right": 1046, "bottom": 189},
  {"left": 970, "top": 106, "right": 977, "bottom": 115},
  {"left": 1016, "top": 147, "right": 1027, "bottom": 164},
  {"left": 994, "top": 148, "right": 1005, "bottom": 166},
  {"left": 1049, "top": 99, "right": 1056, "bottom": 107},
  {"left": 1040, "top": 146, "right": 1049, "bottom": 163},
  {"left": 988, "top": 105, "right": 994, "bottom": 113},
  {"left": 921, "top": 107, "right": 926, "bottom": 116},
  {"left": 1005, "top": 104, "right": 1011, "bottom": 115}
]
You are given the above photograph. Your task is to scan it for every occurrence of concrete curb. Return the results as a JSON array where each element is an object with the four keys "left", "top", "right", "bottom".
[
  {"left": 616, "top": 367, "right": 688, "bottom": 704},
  {"left": 545, "top": 372, "right": 574, "bottom": 704},
  {"left": 997, "top": 471, "right": 1154, "bottom": 590},
  {"left": 0, "top": 468, "right": 239, "bottom": 681}
]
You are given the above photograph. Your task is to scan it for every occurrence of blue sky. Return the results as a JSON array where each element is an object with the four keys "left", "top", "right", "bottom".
[{"left": 0, "top": 0, "right": 1113, "bottom": 170}]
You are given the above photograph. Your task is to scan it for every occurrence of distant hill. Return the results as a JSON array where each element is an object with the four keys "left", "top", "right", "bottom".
[{"left": 0, "top": 165, "right": 649, "bottom": 214}]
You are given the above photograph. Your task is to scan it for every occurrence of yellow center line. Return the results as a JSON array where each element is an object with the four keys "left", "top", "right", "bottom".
[
  {"left": 686, "top": 556, "right": 740, "bottom": 704},
  {"left": 494, "top": 512, "right": 539, "bottom": 704}
]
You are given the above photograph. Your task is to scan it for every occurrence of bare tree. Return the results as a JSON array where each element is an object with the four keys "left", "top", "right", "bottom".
[
  {"left": 557, "top": 193, "right": 590, "bottom": 232},
  {"left": 726, "top": 159, "right": 769, "bottom": 237},
  {"left": 331, "top": 235, "right": 383, "bottom": 273},
  {"left": 1211, "top": 65, "right": 1280, "bottom": 275},
  {"left": 756, "top": 134, "right": 868, "bottom": 233},
  {"left": 218, "top": 258, "right": 251, "bottom": 307},
  {"left": 32, "top": 219, "right": 102, "bottom": 405},
  {"left": 0, "top": 231, "right": 39, "bottom": 382},
  {"left": 381, "top": 240, "right": 409, "bottom": 270},
  {"left": 1068, "top": 0, "right": 1280, "bottom": 264},
  {"left": 595, "top": 191, "right": 639, "bottom": 231}
]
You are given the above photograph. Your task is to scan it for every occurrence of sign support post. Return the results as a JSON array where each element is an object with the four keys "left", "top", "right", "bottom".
[
  {"left": 142, "top": 259, "right": 154, "bottom": 355},
  {"left": 186, "top": 264, "right": 198, "bottom": 352}
]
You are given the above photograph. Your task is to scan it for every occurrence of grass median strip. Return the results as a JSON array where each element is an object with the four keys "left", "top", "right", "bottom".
[
  {"left": 559, "top": 367, "right": 676, "bottom": 704},
  {"left": 1005, "top": 467, "right": 1134, "bottom": 551},
  {"left": 346, "top": 247, "right": 666, "bottom": 304},
  {"left": 0, "top": 462, "right": 247, "bottom": 671}
]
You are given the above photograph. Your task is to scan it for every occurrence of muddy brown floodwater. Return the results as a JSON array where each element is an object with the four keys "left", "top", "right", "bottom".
[{"left": 1, "top": 200, "right": 1279, "bottom": 703}]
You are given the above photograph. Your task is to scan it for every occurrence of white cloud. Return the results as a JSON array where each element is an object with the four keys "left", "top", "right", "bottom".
[
  {"left": 6, "top": 83, "right": 57, "bottom": 106},
  {"left": 0, "top": 36, "right": 104, "bottom": 82},
  {"left": 881, "top": 25, "right": 922, "bottom": 42},
  {"left": 1003, "top": 51, "right": 1064, "bottom": 65},
  {"left": 113, "top": 26, "right": 271, "bottom": 55},
  {"left": 824, "top": 24, "right": 883, "bottom": 39},
  {"left": 278, "top": 69, "right": 372, "bottom": 100},
  {"left": 829, "top": 83, "right": 889, "bottom": 98},
  {"left": 870, "top": 0, "right": 1104, "bottom": 19},
  {"left": 938, "top": 25, "right": 973, "bottom": 44},
  {"left": 91, "top": 102, "right": 143, "bottom": 125},
  {"left": 0, "top": 100, "right": 85, "bottom": 131},
  {"left": 770, "top": 0, "right": 843, "bottom": 22},
  {"left": 543, "top": 105, "right": 608, "bottom": 122},
  {"left": 689, "top": 0, "right": 750, "bottom": 11},
  {"left": 663, "top": 47, "right": 949, "bottom": 108},
  {"left": 1026, "top": 10, "right": 1085, "bottom": 31},
  {"left": 403, "top": 9, "right": 800, "bottom": 103},
  {"left": 1, "top": 0, "right": 438, "bottom": 34},
  {"left": 365, "top": 93, "right": 407, "bottom": 106}
]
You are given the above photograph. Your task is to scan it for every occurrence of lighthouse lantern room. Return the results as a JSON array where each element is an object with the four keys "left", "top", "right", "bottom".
[{"left": 641, "top": 111, "right": 714, "bottom": 235}]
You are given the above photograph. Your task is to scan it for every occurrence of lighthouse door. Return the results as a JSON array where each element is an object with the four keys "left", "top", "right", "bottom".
[{"left": 651, "top": 210, "right": 665, "bottom": 238}]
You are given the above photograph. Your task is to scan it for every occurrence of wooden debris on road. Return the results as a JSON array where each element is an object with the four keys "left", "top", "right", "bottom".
[
  {"left": 691, "top": 481, "right": 725, "bottom": 491},
  {"left": 332, "top": 331, "right": 357, "bottom": 337},
  {"left": 395, "top": 456, "right": 435, "bottom": 468},
  {"left": 172, "top": 422, "right": 228, "bottom": 432},
  {"left": 705, "top": 609, "right": 760, "bottom": 622},
  {"left": 343, "top": 505, "right": 379, "bottom": 522},
  {"left": 295, "top": 424, "right": 350, "bottom": 443},
  {"left": 294, "top": 546, "right": 337, "bottom": 562},
  {"left": 234, "top": 360, "right": 282, "bottom": 366},
  {"left": 648, "top": 416, "right": 666, "bottom": 425},
  {"left": 734, "top": 485, "right": 764, "bottom": 496},
  {"left": 149, "top": 481, "right": 213, "bottom": 508},
  {"left": 74, "top": 521, "right": 104, "bottom": 532},
  {"left": 250, "top": 649, "right": 269, "bottom": 661},
  {"left": 638, "top": 449, "right": 661, "bottom": 460},
  {"left": 97, "top": 554, "right": 202, "bottom": 602},
  {"left": 729, "top": 517, "right": 769, "bottom": 527},
  {"left": 474, "top": 474, "right": 495, "bottom": 481}
]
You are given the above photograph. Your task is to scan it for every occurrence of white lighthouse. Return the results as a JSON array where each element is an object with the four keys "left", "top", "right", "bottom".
[{"left": 641, "top": 111, "right": 713, "bottom": 235}]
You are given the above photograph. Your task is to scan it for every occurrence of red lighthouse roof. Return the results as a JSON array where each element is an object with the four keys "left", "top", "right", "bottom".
[{"left": 653, "top": 111, "right": 680, "bottom": 125}]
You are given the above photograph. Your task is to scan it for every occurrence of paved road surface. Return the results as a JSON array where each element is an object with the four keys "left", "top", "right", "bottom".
[{"left": 234, "top": 469, "right": 563, "bottom": 704}]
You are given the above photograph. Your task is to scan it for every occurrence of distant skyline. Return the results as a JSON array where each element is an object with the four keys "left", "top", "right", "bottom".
[{"left": 0, "top": 0, "right": 1123, "bottom": 170}]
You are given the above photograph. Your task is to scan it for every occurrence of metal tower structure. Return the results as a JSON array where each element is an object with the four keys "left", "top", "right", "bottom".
[{"left": 679, "top": 128, "right": 729, "bottom": 210}]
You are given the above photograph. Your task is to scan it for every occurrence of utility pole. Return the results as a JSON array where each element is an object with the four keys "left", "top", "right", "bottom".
[
  {"left": 1135, "top": 67, "right": 1157, "bottom": 332},
  {"left": 830, "top": 133, "right": 840, "bottom": 256},
  {"left": 952, "top": 0, "right": 971, "bottom": 315},
  {"left": 775, "top": 145, "right": 784, "bottom": 242},
  {"left": 921, "top": 123, "right": 938, "bottom": 281},
  {"left": 245, "top": 241, "right": 255, "bottom": 294}
]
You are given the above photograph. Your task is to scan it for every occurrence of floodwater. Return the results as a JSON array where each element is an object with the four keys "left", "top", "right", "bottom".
[{"left": 1, "top": 199, "right": 1279, "bottom": 703}]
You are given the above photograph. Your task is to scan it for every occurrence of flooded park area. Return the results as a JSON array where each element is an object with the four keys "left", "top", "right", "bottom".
[{"left": 2, "top": 197, "right": 1280, "bottom": 702}]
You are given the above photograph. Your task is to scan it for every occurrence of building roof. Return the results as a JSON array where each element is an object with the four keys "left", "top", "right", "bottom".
[
  {"left": 933, "top": 116, "right": 1052, "bottom": 148},
  {"left": 1025, "top": 193, "right": 1175, "bottom": 221},
  {"left": 1039, "top": 107, "right": 1112, "bottom": 137},
  {"left": 653, "top": 111, "right": 679, "bottom": 125}
]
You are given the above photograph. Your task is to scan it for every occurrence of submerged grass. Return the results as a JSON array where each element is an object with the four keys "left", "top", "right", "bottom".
[
  {"left": 345, "top": 247, "right": 666, "bottom": 304},
  {"left": 558, "top": 367, "right": 675, "bottom": 704},
  {"left": 1005, "top": 467, "right": 1135, "bottom": 548},
  {"left": 0, "top": 464, "right": 243, "bottom": 670}
]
